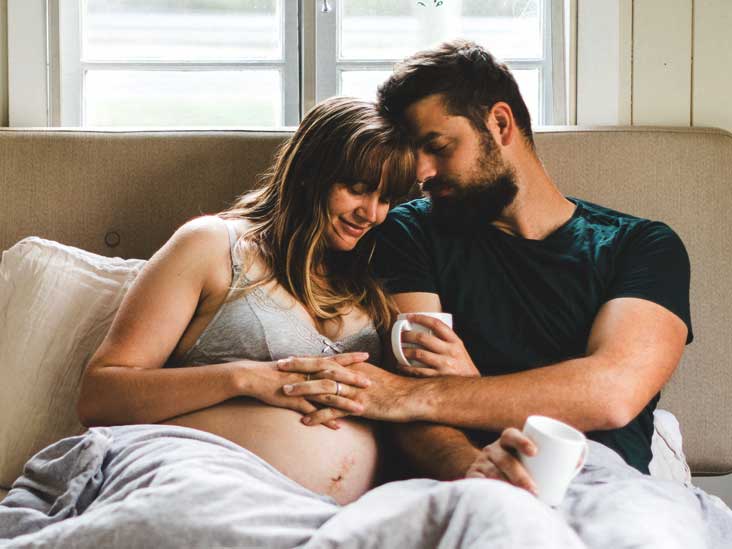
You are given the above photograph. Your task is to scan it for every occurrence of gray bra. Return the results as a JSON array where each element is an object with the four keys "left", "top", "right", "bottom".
[{"left": 173, "top": 219, "right": 383, "bottom": 368}]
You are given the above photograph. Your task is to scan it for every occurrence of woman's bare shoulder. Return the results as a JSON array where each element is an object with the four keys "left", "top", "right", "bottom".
[
  {"left": 174, "top": 215, "right": 228, "bottom": 244},
  {"left": 166, "top": 216, "right": 240, "bottom": 290},
  {"left": 166, "top": 215, "right": 243, "bottom": 263}
]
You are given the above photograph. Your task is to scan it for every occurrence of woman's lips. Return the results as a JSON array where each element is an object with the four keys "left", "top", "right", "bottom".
[{"left": 340, "top": 219, "right": 368, "bottom": 238}]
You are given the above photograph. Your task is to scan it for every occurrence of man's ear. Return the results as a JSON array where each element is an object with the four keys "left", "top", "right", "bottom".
[{"left": 484, "top": 102, "right": 515, "bottom": 147}]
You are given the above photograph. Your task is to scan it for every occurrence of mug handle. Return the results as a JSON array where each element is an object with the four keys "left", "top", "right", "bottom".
[
  {"left": 572, "top": 442, "right": 589, "bottom": 479},
  {"left": 390, "top": 319, "right": 412, "bottom": 367}
]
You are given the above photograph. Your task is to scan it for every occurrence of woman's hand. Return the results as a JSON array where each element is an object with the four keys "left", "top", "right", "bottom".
[
  {"left": 234, "top": 360, "right": 333, "bottom": 427},
  {"left": 278, "top": 358, "right": 415, "bottom": 426},
  {"left": 464, "top": 427, "right": 538, "bottom": 496},
  {"left": 277, "top": 352, "right": 372, "bottom": 418},
  {"left": 237, "top": 355, "right": 362, "bottom": 430},
  {"left": 397, "top": 314, "right": 481, "bottom": 378},
  {"left": 253, "top": 352, "right": 371, "bottom": 429}
]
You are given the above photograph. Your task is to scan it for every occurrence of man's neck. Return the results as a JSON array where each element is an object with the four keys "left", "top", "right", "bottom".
[{"left": 491, "top": 156, "right": 576, "bottom": 240}]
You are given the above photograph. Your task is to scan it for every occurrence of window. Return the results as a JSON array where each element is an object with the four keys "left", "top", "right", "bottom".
[
  {"left": 316, "top": 0, "right": 561, "bottom": 126},
  {"left": 59, "top": 0, "right": 299, "bottom": 127},
  {"left": 9, "top": 0, "right": 566, "bottom": 128}
]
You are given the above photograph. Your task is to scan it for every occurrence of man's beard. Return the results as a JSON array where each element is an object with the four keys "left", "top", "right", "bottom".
[{"left": 425, "top": 141, "right": 518, "bottom": 235}]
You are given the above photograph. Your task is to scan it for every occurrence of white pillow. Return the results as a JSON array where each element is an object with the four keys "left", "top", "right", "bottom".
[
  {"left": 0, "top": 237, "right": 145, "bottom": 489},
  {"left": 649, "top": 408, "right": 692, "bottom": 485}
]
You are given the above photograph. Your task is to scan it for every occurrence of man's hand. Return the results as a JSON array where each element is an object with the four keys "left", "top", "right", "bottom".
[
  {"left": 397, "top": 313, "right": 481, "bottom": 377},
  {"left": 465, "top": 427, "right": 539, "bottom": 496},
  {"left": 278, "top": 359, "right": 416, "bottom": 425}
]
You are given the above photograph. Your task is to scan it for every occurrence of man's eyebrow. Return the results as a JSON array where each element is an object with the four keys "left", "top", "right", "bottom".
[{"left": 414, "top": 131, "right": 442, "bottom": 147}]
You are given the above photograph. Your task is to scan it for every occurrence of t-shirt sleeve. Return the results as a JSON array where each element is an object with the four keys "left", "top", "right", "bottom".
[
  {"left": 606, "top": 221, "right": 693, "bottom": 343},
  {"left": 371, "top": 203, "right": 439, "bottom": 294}
]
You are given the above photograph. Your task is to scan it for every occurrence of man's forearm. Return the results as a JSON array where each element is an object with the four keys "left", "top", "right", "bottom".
[
  {"left": 405, "top": 355, "right": 627, "bottom": 433},
  {"left": 392, "top": 422, "right": 480, "bottom": 480}
]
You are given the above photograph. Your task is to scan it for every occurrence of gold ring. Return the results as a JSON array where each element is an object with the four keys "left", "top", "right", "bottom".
[{"left": 335, "top": 382, "right": 342, "bottom": 397}]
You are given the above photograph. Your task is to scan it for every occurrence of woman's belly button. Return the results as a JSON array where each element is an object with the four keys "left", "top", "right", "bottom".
[{"left": 327, "top": 454, "right": 357, "bottom": 490}]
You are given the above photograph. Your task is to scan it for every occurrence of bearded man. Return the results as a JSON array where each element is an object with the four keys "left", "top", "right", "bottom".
[
  {"left": 279, "top": 40, "right": 732, "bottom": 547},
  {"left": 370, "top": 39, "right": 693, "bottom": 481},
  {"left": 371, "top": 39, "right": 732, "bottom": 547}
]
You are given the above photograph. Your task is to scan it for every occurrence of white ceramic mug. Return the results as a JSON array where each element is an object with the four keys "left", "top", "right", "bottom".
[
  {"left": 519, "top": 415, "right": 588, "bottom": 507},
  {"left": 390, "top": 312, "right": 453, "bottom": 367}
]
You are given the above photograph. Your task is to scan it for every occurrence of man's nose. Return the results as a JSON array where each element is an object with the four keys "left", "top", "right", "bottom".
[{"left": 416, "top": 152, "right": 437, "bottom": 184}]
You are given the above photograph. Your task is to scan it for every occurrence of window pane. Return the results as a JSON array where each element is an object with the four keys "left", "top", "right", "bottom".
[
  {"left": 84, "top": 0, "right": 282, "bottom": 61},
  {"left": 511, "top": 68, "right": 540, "bottom": 126},
  {"left": 339, "top": 70, "right": 393, "bottom": 101},
  {"left": 340, "top": 0, "right": 542, "bottom": 61},
  {"left": 84, "top": 70, "right": 282, "bottom": 127}
]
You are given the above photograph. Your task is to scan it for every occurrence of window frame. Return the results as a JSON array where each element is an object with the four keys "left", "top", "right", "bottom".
[
  {"left": 58, "top": 0, "right": 299, "bottom": 127},
  {"left": 316, "top": 0, "right": 565, "bottom": 125},
  {"left": 8, "top": 0, "right": 568, "bottom": 128},
  {"left": 7, "top": 0, "right": 49, "bottom": 126}
]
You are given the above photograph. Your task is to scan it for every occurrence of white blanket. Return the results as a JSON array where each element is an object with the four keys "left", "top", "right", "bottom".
[{"left": 0, "top": 425, "right": 729, "bottom": 548}]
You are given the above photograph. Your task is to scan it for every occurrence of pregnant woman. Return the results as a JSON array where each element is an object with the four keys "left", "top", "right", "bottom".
[{"left": 77, "top": 97, "right": 414, "bottom": 505}]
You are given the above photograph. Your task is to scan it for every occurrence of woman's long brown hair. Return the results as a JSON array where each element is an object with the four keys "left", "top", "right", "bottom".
[{"left": 219, "top": 97, "right": 415, "bottom": 334}]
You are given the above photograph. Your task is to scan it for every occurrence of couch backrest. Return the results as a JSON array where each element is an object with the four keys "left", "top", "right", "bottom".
[
  {"left": 0, "top": 129, "right": 290, "bottom": 259},
  {"left": 1, "top": 126, "right": 730, "bottom": 474}
]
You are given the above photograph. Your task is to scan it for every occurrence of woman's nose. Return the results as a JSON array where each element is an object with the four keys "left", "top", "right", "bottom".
[{"left": 358, "top": 193, "right": 380, "bottom": 222}]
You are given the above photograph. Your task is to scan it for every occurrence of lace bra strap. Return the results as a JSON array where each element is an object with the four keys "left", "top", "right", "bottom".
[{"left": 223, "top": 219, "right": 243, "bottom": 270}]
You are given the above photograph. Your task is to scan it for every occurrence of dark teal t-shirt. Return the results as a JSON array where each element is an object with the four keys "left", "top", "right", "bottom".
[{"left": 372, "top": 197, "right": 693, "bottom": 474}]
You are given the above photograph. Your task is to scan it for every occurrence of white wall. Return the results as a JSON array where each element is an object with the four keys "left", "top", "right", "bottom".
[
  {"left": 693, "top": 0, "right": 732, "bottom": 131},
  {"left": 577, "top": 0, "right": 732, "bottom": 134},
  {"left": 576, "top": 0, "right": 632, "bottom": 125},
  {"left": 0, "top": 0, "right": 8, "bottom": 127}
]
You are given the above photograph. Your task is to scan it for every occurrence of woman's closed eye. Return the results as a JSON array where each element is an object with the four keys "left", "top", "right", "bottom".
[
  {"left": 341, "top": 179, "right": 397, "bottom": 209},
  {"left": 347, "top": 182, "right": 370, "bottom": 195}
]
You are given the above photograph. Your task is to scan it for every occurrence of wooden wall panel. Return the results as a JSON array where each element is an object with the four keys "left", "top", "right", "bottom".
[
  {"left": 576, "top": 0, "right": 632, "bottom": 125},
  {"left": 0, "top": 0, "right": 7, "bottom": 127},
  {"left": 7, "top": 0, "right": 47, "bottom": 126},
  {"left": 633, "top": 0, "right": 692, "bottom": 125},
  {"left": 693, "top": 0, "right": 732, "bottom": 132}
]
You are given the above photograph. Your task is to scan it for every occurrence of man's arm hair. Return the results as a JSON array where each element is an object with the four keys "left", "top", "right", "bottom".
[
  {"left": 391, "top": 423, "right": 480, "bottom": 480},
  {"left": 399, "top": 296, "right": 687, "bottom": 432}
]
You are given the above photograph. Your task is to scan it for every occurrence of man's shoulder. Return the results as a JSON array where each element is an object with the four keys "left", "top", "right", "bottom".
[
  {"left": 572, "top": 197, "right": 643, "bottom": 224},
  {"left": 572, "top": 197, "right": 684, "bottom": 250},
  {"left": 379, "top": 198, "right": 434, "bottom": 237},
  {"left": 388, "top": 197, "right": 432, "bottom": 221},
  {"left": 573, "top": 197, "right": 672, "bottom": 231}
]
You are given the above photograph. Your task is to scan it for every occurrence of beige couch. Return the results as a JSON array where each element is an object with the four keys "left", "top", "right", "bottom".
[{"left": 1, "top": 126, "right": 731, "bottom": 501}]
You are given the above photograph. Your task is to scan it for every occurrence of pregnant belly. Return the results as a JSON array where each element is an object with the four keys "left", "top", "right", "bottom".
[{"left": 162, "top": 397, "right": 379, "bottom": 504}]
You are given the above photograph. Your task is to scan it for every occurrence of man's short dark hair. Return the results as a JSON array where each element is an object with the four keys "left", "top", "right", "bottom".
[{"left": 377, "top": 39, "right": 534, "bottom": 148}]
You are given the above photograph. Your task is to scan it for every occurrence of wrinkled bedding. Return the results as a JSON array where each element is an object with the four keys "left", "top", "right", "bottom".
[{"left": 0, "top": 425, "right": 730, "bottom": 549}]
